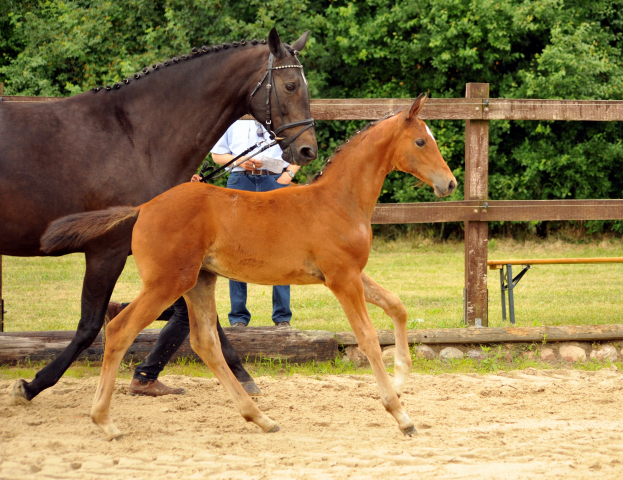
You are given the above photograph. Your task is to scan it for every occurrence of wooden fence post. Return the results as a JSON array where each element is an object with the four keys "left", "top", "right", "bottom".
[
  {"left": 1, "top": 82, "right": 3, "bottom": 331},
  {"left": 463, "top": 83, "right": 490, "bottom": 327}
]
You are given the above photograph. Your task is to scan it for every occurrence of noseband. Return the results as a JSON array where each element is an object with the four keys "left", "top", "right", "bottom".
[{"left": 246, "top": 53, "right": 315, "bottom": 149}]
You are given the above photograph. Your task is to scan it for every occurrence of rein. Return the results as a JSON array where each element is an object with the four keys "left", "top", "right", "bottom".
[
  {"left": 199, "top": 138, "right": 278, "bottom": 182},
  {"left": 200, "top": 52, "right": 314, "bottom": 183}
]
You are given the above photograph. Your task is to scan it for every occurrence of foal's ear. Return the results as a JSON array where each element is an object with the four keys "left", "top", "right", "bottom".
[
  {"left": 407, "top": 93, "right": 428, "bottom": 120},
  {"left": 268, "top": 28, "right": 288, "bottom": 59},
  {"left": 291, "top": 31, "right": 311, "bottom": 52}
]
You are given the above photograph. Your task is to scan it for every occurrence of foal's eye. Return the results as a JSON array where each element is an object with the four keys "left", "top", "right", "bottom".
[
  {"left": 415, "top": 139, "right": 426, "bottom": 147},
  {"left": 285, "top": 83, "right": 296, "bottom": 92}
]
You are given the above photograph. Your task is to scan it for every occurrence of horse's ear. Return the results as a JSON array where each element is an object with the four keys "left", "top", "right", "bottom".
[
  {"left": 408, "top": 93, "right": 428, "bottom": 120},
  {"left": 268, "top": 28, "right": 287, "bottom": 59},
  {"left": 291, "top": 31, "right": 311, "bottom": 52}
]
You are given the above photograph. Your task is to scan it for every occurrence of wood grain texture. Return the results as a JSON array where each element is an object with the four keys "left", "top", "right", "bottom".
[
  {"left": 484, "top": 98, "right": 623, "bottom": 121},
  {"left": 6, "top": 96, "right": 623, "bottom": 121},
  {"left": 335, "top": 324, "right": 623, "bottom": 345},
  {"left": 488, "top": 257, "right": 623, "bottom": 269},
  {"left": 0, "top": 328, "right": 338, "bottom": 365},
  {"left": 464, "top": 84, "right": 490, "bottom": 327},
  {"left": 370, "top": 200, "right": 623, "bottom": 224},
  {"left": 3, "top": 325, "right": 622, "bottom": 364}
]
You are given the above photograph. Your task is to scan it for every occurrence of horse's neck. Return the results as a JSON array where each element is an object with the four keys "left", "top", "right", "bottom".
[
  {"left": 315, "top": 123, "right": 396, "bottom": 220},
  {"left": 112, "top": 48, "right": 266, "bottom": 187}
]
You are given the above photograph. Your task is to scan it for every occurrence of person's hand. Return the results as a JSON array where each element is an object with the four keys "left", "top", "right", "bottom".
[
  {"left": 240, "top": 157, "right": 263, "bottom": 171},
  {"left": 190, "top": 174, "right": 202, "bottom": 182},
  {"left": 276, "top": 172, "right": 293, "bottom": 185}
]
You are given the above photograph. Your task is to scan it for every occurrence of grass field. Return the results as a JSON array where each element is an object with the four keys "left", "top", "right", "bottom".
[{"left": 2, "top": 236, "right": 623, "bottom": 333}]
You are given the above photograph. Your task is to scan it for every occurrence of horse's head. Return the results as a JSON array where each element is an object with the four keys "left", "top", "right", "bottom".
[
  {"left": 248, "top": 28, "right": 317, "bottom": 166},
  {"left": 392, "top": 94, "right": 457, "bottom": 197}
]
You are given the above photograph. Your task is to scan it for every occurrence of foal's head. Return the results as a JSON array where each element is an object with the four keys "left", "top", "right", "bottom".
[{"left": 392, "top": 94, "right": 457, "bottom": 197}]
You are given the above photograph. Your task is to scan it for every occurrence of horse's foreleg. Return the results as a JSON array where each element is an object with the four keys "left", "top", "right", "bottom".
[
  {"left": 361, "top": 271, "right": 411, "bottom": 396},
  {"left": 185, "top": 271, "right": 278, "bottom": 433},
  {"left": 91, "top": 289, "right": 175, "bottom": 440},
  {"left": 14, "top": 240, "right": 130, "bottom": 402},
  {"left": 328, "top": 273, "right": 415, "bottom": 436}
]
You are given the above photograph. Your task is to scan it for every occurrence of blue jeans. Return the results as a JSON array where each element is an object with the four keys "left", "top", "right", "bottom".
[{"left": 226, "top": 172, "right": 292, "bottom": 326}]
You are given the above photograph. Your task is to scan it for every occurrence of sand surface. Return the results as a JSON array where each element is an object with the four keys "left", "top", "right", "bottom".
[{"left": 1, "top": 368, "right": 623, "bottom": 479}]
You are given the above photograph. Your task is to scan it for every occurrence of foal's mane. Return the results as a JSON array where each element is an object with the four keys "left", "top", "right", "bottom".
[
  {"left": 91, "top": 38, "right": 298, "bottom": 94},
  {"left": 307, "top": 112, "right": 399, "bottom": 184}
]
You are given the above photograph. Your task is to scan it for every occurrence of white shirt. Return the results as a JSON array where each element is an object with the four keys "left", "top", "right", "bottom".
[{"left": 211, "top": 120, "right": 288, "bottom": 173}]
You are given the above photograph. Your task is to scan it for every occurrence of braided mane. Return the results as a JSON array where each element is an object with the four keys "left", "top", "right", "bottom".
[{"left": 91, "top": 38, "right": 296, "bottom": 93}]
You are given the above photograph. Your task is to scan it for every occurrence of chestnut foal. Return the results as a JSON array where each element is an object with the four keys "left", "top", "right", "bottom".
[{"left": 42, "top": 94, "right": 457, "bottom": 440}]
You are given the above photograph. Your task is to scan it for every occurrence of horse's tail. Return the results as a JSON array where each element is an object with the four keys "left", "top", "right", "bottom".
[{"left": 41, "top": 206, "right": 141, "bottom": 253}]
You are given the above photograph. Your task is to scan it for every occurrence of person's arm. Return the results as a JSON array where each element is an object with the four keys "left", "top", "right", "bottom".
[
  {"left": 213, "top": 153, "right": 263, "bottom": 171},
  {"left": 276, "top": 164, "right": 301, "bottom": 185}
]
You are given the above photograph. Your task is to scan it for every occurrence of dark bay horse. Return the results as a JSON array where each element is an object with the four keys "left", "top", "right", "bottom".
[
  {"left": 41, "top": 94, "right": 456, "bottom": 439},
  {"left": 1, "top": 28, "right": 317, "bottom": 402}
]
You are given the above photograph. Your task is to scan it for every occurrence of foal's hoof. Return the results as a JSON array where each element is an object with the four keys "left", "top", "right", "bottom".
[
  {"left": 102, "top": 425, "right": 124, "bottom": 441},
  {"left": 240, "top": 380, "right": 262, "bottom": 397},
  {"left": 12, "top": 380, "right": 32, "bottom": 406},
  {"left": 400, "top": 425, "right": 417, "bottom": 437},
  {"left": 266, "top": 424, "right": 281, "bottom": 433}
]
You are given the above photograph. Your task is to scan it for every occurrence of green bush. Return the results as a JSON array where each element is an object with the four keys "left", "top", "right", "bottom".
[{"left": 2, "top": 0, "right": 623, "bottom": 237}]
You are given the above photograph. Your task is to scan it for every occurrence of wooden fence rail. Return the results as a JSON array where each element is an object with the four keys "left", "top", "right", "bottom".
[{"left": 2, "top": 83, "right": 622, "bottom": 329}]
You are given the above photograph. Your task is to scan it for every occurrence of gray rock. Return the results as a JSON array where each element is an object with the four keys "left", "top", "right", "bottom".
[
  {"left": 523, "top": 351, "right": 536, "bottom": 360},
  {"left": 381, "top": 346, "right": 396, "bottom": 366},
  {"left": 589, "top": 345, "right": 619, "bottom": 363},
  {"left": 439, "top": 347, "right": 464, "bottom": 361},
  {"left": 540, "top": 347, "right": 556, "bottom": 362},
  {"left": 415, "top": 345, "right": 435, "bottom": 359},
  {"left": 559, "top": 344, "right": 586, "bottom": 363},
  {"left": 344, "top": 345, "right": 369, "bottom": 366},
  {"left": 466, "top": 349, "right": 487, "bottom": 361}
]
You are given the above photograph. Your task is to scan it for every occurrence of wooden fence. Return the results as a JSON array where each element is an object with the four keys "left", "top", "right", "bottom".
[{"left": 2, "top": 82, "right": 623, "bottom": 330}]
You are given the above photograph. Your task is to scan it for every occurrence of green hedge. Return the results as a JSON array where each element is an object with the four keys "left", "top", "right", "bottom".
[{"left": 2, "top": 0, "right": 623, "bottom": 236}]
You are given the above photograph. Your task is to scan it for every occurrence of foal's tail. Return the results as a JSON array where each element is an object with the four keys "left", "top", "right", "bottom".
[{"left": 41, "top": 206, "right": 141, "bottom": 253}]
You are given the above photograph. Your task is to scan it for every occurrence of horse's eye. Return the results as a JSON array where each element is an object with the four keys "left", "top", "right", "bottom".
[
  {"left": 285, "top": 83, "right": 296, "bottom": 92},
  {"left": 416, "top": 139, "right": 426, "bottom": 147}
]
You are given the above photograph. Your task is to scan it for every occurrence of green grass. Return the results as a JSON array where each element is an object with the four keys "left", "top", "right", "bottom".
[
  {"left": 2, "top": 236, "right": 623, "bottom": 333},
  {"left": 3, "top": 344, "right": 621, "bottom": 382}
]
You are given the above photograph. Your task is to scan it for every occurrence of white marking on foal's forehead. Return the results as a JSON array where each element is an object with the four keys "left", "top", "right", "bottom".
[{"left": 425, "top": 124, "right": 436, "bottom": 143}]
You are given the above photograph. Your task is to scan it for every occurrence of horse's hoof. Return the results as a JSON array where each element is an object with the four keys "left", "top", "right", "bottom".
[
  {"left": 12, "top": 380, "right": 32, "bottom": 406},
  {"left": 107, "top": 433, "right": 124, "bottom": 442},
  {"left": 400, "top": 425, "right": 417, "bottom": 437},
  {"left": 241, "top": 380, "right": 262, "bottom": 397},
  {"left": 266, "top": 424, "right": 280, "bottom": 433},
  {"left": 104, "top": 427, "right": 124, "bottom": 441}
]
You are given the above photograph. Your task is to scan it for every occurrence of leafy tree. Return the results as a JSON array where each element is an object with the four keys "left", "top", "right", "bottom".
[{"left": 2, "top": 0, "right": 623, "bottom": 237}]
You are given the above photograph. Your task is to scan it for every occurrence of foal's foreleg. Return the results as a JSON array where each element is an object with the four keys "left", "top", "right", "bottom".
[
  {"left": 361, "top": 271, "right": 411, "bottom": 396},
  {"left": 328, "top": 274, "right": 415, "bottom": 436},
  {"left": 91, "top": 289, "right": 176, "bottom": 440},
  {"left": 184, "top": 271, "right": 278, "bottom": 433}
]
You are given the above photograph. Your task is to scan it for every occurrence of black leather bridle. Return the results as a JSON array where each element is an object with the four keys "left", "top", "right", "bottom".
[
  {"left": 200, "top": 52, "right": 315, "bottom": 183},
  {"left": 247, "top": 52, "right": 315, "bottom": 147}
]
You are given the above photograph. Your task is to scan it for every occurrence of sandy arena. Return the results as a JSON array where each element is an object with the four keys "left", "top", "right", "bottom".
[{"left": 1, "top": 368, "right": 623, "bottom": 479}]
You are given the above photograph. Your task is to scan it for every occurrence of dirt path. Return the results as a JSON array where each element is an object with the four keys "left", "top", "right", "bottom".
[{"left": 1, "top": 368, "right": 623, "bottom": 479}]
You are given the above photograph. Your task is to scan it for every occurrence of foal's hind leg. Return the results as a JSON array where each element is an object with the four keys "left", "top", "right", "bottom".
[
  {"left": 184, "top": 270, "right": 278, "bottom": 433},
  {"left": 14, "top": 235, "right": 131, "bottom": 402},
  {"left": 327, "top": 272, "right": 415, "bottom": 436},
  {"left": 361, "top": 271, "right": 412, "bottom": 396},
  {"left": 91, "top": 287, "right": 179, "bottom": 440}
]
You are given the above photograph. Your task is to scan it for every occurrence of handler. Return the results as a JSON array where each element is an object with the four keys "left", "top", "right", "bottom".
[
  {"left": 211, "top": 119, "right": 299, "bottom": 328},
  {"left": 108, "top": 119, "right": 299, "bottom": 397}
]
